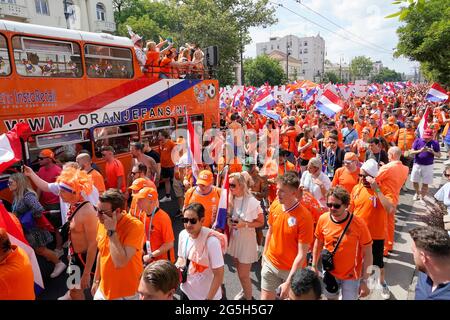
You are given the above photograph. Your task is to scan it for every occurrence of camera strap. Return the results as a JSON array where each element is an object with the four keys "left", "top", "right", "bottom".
[{"left": 331, "top": 213, "right": 353, "bottom": 256}]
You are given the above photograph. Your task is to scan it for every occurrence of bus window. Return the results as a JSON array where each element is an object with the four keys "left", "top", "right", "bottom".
[
  {"left": 93, "top": 123, "right": 139, "bottom": 158},
  {"left": 26, "top": 130, "right": 91, "bottom": 164},
  {"left": 84, "top": 44, "right": 133, "bottom": 79},
  {"left": 0, "top": 34, "right": 11, "bottom": 76},
  {"left": 141, "top": 119, "right": 175, "bottom": 146},
  {"left": 177, "top": 114, "right": 204, "bottom": 129},
  {"left": 12, "top": 36, "right": 82, "bottom": 77}
]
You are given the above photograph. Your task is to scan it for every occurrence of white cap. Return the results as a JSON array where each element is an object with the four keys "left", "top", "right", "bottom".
[{"left": 361, "top": 158, "right": 379, "bottom": 177}]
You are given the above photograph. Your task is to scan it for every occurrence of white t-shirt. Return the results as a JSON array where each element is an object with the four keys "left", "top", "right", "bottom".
[
  {"left": 300, "top": 171, "right": 331, "bottom": 208},
  {"left": 434, "top": 182, "right": 450, "bottom": 215},
  {"left": 178, "top": 229, "right": 224, "bottom": 300},
  {"left": 48, "top": 183, "right": 99, "bottom": 224},
  {"left": 231, "top": 195, "right": 261, "bottom": 223}
]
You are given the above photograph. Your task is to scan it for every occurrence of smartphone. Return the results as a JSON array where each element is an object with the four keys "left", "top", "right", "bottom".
[{"left": 20, "top": 160, "right": 24, "bottom": 173}]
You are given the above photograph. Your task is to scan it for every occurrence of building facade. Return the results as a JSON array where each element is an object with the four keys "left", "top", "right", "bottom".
[
  {"left": 0, "top": 0, "right": 115, "bottom": 33},
  {"left": 256, "top": 34, "right": 325, "bottom": 81},
  {"left": 324, "top": 59, "right": 350, "bottom": 83},
  {"left": 268, "top": 50, "right": 302, "bottom": 81}
]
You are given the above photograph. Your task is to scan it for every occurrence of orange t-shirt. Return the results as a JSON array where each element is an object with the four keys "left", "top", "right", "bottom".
[
  {"left": 89, "top": 169, "right": 106, "bottom": 194},
  {"left": 299, "top": 138, "right": 319, "bottom": 161},
  {"left": 331, "top": 167, "right": 359, "bottom": 194},
  {"left": 218, "top": 156, "right": 242, "bottom": 174},
  {"left": 97, "top": 213, "right": 144, "bottom": 300},
  {"left": 145, "top": 51, "right": 160, "bottom": 73},
  {"left": 382, "top": 124, "right": 399, "bottom": 144},
  {"left": 278, "top": 160, "right": 296, "bottom": 176},
  {"left": 281, "top": 128, "right": 298, "bottom": 154},
  {"left": 159, "top": 56, "right": 173, "bottom": 77},
  {"left": 315, "top": 213, "right": 372, "bottom": 280},
  {"left": 105, "top": 159, "right": 125, "bottom": 192},
  {"left": 266, "top": 202, "right": 314, "bottom": 270},
  {"left": 160, "top": 139, "right": 176, "bottom": 168},
  {"left": 350, "top": 184, "right": 395, "bottom": 240},
  {"left": 0, "top": 245, "right": 35, "bottom": 300},
  {"left": 184, "top": 186, "right": 221, "bottom": 228},
  {"left": 376, "top": 161, "right": 409, "bottom": 206},
  {"left": 395, "top": 128, "right": 415, "bottom": 152},
  {"left": 141, "top": 208, "right": 175, "bottom": 262},
  {"left": 354, "top": 122, "right": 366, "bottom": 138}
]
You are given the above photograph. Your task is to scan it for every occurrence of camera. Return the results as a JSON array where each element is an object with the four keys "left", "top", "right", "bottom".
[{"left": 179, "top": 259, "right": 190, "bottom": 283}]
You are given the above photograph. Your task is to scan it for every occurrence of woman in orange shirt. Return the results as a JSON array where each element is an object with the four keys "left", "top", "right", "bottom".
[
  {"left": 298, "top": 127, "right": 318, "bottom": 174},
  {"left": 352, "top": 128, "right": 370, "bottom": 163}
]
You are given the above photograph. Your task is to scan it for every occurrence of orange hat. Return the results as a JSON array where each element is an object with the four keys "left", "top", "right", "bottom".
[
  {"left": 370, "top": 113, "right": 379, "bottom": 120},
  {"left": 40, "top": 149, "right": 55, "bottom": 160},
  {"left": 196, "top": 170, "right": 213, "bottom": 186},
  {"left": 132, "top": 187, "right": 158, "bottom": 201},
  {"left": 129, "top": 178, "right": 156, "bottom": 191},
  {"left": 388, "top": 116, "right": 396, "bottom": 124},
  {"left": 344, "top": 152, "right": 358, "bottom": 161}
]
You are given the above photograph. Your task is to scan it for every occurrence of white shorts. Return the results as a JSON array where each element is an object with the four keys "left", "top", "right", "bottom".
[
  {"left": 93, "top": 288, "right": 139, "bottom": 300},
  {"left": 410, "top": 163, "right": 434, "bottom": 185}
]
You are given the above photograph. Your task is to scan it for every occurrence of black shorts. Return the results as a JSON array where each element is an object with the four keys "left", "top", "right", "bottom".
[
  {"left": 69, "top": 252, "right": 96, "bottom": 275},
  {"left": 43, "top": 203, "right": 62, "bottom": 227},
  {"left": 372, "top": 239, "right": 385, "bottom": 269},
  {"left": 161, "top": 167, "right": 175, "bottom": 179}
]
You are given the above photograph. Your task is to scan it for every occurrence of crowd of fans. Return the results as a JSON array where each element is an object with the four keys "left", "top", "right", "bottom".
[{"left": 1, "top": 83, "right": 450, "bottom": 301}]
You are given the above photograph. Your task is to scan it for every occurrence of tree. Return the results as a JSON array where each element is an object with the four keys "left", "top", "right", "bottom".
[
  {"left": 387, "top": 0, "right": 450, "bottom": 86},
  {"left": 323, "top": 71, "right": 340, "bottom": 84},
  {"left": 243, "top": 55, "right": 285, "bottom": 86},
  {"left": 350, "top": 56, "right": 373, "bottom": 80},
  {"left": 113, "top": 0, "right": 277, "bottom": 86},
  {"left": 371, "top": 67, "right": 403, "bottom": 83}
]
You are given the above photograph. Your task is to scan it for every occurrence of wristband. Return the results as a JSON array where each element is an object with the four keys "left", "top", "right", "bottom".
[{"left": 375, "top": 187, "right": 381, "bottom": 193}]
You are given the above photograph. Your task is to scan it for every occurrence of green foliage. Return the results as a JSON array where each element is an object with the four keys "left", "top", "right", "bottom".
[
  {"left": 389, "top": 0, "right": 450, "bottom": 86},
  {"left": 112, "top": 0, "right": 277, "bottom": 86},
  {"left": 243, "top": 55, "right": 285, "bottom": 86},
  {"left": 323, "top": 71, "right": 340, "bottom": 84},
  {"left": 350, "top": 56, "right": 373, "bottom": 80},
  {"left": 371, "top": 67, "right": 403, "bottom": 83}
]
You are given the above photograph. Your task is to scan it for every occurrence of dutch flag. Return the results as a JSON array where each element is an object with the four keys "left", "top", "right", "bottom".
[
  {"left": 213, "top": 167, "right": 229, "bottom": 231},
  {"left": 302, "top": 88, "right": 317, "bottom": 103},
  {"left": 186, "top": 113, "right": 201, "bottom": 183},
  {"left": 426, "top": 83, "right": 448, "bottom": 103},
  {"left": 315, "top": 89, "right": 343, "bottom": 118},
  {"left": 0, "top": 122, "right": 29, "bottom": 174},
  {"left": 252, "top": 91, "right": 280, "bottom": 121}
]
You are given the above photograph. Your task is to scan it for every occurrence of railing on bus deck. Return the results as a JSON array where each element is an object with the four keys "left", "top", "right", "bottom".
[{"left": 143, "top": 66, "right": 216, "bottom": 80}]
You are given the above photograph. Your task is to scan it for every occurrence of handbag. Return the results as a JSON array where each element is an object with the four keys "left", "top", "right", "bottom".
[
  {"left": 321, "top": 213, "right": 354, "bottom": 271},
  {"left": 59, "top": 201, "right": 89, "bottom": 244},
  {"left": 444, "top": 215, "right": 450, "bottom": 231}
]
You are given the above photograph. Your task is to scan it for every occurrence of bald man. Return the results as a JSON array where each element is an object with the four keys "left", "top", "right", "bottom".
[
  {"left": 0, "top": 228, "right": 35, "bottom": 300},
  {"left": 76, "top": 153, "right": 106, "bottom": 194},
  {"left": 376, "top": 146, "right": 409, "bottom": 255}
]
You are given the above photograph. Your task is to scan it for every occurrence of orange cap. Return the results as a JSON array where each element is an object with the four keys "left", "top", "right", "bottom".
[
  {"left": 40, "top": 149, "right": 55, "bottom": 160},
  {"left": 388, "top": 116, "right": 396, "bottom": 124},
  {"left": 129, "top": 178, "right": 156, "bottom": 191},
  {"left": 344, "top": 152, "right": 358, "bottom": 161},
  {"left": 196, "top": 170, "right": 213, "bottom": 186},
  {"left": 132, "top": 187, "right": 158, "bottom": 200},
  {"left": 370, "top": 113, "right": 379, "bottom": 120}
]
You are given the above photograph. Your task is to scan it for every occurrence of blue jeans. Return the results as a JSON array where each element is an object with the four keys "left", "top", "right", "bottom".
[{"left": 324, "top": 278, "right": 361, "bottom": 300}]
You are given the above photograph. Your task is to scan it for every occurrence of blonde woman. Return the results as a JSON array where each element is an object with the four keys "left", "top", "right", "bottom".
[
  {"left": 8, "top": 173, "right": 66, "bottom": 278},
  {"left": 227, "top": 172, "right": 264, "bottom": 300}
]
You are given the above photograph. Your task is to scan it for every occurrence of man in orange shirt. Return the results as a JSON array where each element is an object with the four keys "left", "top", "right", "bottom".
[
  {"left": 0, "top": 228, "right": 35, "bottom": 300},
  {"left": 183, "top": 170, "right": 221, "bottom": 228},
  {"left": 261, "top": 173, "right": 314, "bottom": 300},
  {"left": 382, "top": 116, "right": 399, "bottom": 145},
  {"left": 128, "top": 177, "right": 156, "bottom": 220},
  {"left": 76, "top": 153, "right": 106, "bottom": 194},
  {"left": 332, "top": 152, "right": 360, "bottom": 194},
  {"left": 350, "top": 159, "right": 395, "bottom": 300},
  {"left": 158, "top": 130, "right": 177, "bottom": 203},
  {"left": 102, "top": 146, "right": 126, "bottom": 193},
  {"left": 92, "top": 189, "right": 144, "bottom": 300},
  {"left": 312, "top": 187, "right": 372, "bottom": 300},
  {"left": 395, "top": 118, "right": 416, "bottom": 170},
  {"left": 376, "top": 147, "right": 409, "bottom": 256},
  {"left": 134, "top": 187, "right": 175, "bottom": 263}
]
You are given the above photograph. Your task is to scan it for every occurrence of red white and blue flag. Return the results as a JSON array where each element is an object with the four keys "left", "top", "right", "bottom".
[
  {"left": 213, "top": 168, "right": 229, "bottom": 231},
  {"left": 252, "top": 90, "right": 280, "bottom": 121},
  {"left": 315, "top": 89, "right": 343, "bottom": 118},
  {"left": 0, "top": 203, "right": 45, "bottom": 293},
  {"left": 426, "top": 83, "right": 448, "bottom": 103},
  {"left": 0, "top": 122, "right": 29, "bottom": 174},
  {"left": 302, "top": 87, "right": 317, "bottom": 104},
  {"left": 417, "top": 106, "right": 430, "bottom": 138},
  {"left": 186, "top": 113, "right": 201, "bottom": 182}
]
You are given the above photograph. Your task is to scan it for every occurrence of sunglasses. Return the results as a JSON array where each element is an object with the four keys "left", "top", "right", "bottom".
[
  {"left": 344, "top": 160, "right": 354, "bottom": 165},
  {"left": 326, "top": 203, "right": 342, "bottom": 209},
  {"left": 229, "top": 183, "right": 237, "bottom": 189},
  {"left": 328, "top": 141, "right": 336, "bottom": 144},
  {"left": 359, "top": 174, "right": 373, "bottom": 179},
  {"left": 131, "top": 172, "right": 139, "bottom": 176},
  {"left": 444, "top": 173, "right": 450, "bottom": 177},
  {"left": 37, "top": 156, "right": 48, "bottom": 160},
  {"left": 182, "top": 217, "right": 198, "bottom": 224},
  {"left": 98, "top": 209, "right": 112, "bottom": 216}
]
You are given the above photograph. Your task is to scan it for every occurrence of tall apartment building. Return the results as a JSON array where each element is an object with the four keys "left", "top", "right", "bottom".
[
  {"left": 0, "top": 0, "right": 116, "bottom": 33},
  {"left": 256, "top": 34, "right": 325, "bottom": 82}
]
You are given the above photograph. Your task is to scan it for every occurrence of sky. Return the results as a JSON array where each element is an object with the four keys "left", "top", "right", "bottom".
[{"left": 245, "top": 0, "right": 419, "bottom": 75}]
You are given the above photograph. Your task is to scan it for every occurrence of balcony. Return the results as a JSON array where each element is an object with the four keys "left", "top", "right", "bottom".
[
  {"left": 0, "top": 3, "right": 29, "bottom": 21},
  {"left": 94, "top": 20, "right": 116, "bottom": 33}
]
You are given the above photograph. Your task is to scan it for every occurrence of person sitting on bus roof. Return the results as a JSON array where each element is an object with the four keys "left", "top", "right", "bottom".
[{"left": 144, "top": 39, "right": 172, "bottom": 77}]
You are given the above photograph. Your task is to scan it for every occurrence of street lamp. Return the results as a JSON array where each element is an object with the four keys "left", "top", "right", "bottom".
[
  {"left": 63, "top": 0, "right": 71, "bottom": 29},
  {"left": 286, "top": 38, "right": 292, "bottom": 81}
]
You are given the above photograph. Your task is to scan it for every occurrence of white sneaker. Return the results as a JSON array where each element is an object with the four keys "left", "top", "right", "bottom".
[
  {"left": 159, "top": 196, "right": 172, "bottom": 203},
  {"left": 54, "top": 248, "right": 64, "bottom": 259},
  {"left": 57, "top": 291, "right": 72, "bottom": 300},
  {"left": 413, "top": 193, "right": 420, "bottom": 201},
  {"left": 50, "top": 261, "right": 67, "bottom": 278},
  {"left": 402, "top": 185, "right": 408, "bottom": 192},
  {"left": 380, "top": 282, "right": 391, "bottom": 300},
  {"left": 234, "top": 289, "right": 245, "bottom": 300}
]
